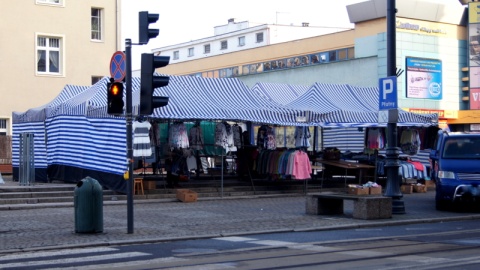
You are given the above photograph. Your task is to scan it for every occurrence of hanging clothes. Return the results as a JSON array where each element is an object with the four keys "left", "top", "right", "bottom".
[
  {"left": 224, "top": 122, "right": 234, "bottom": 151},
  {"left": 215, "top": 122, "right": 228, "bottom": 149},
  {"left": 257, "top": 125, "right": 276, "bottom": 150},
  {"left": 294, "top": 126, "right": 311, "bottom": 148},
  {"left": 400, "top": 128, "right": 421, "bottom": 155},
  {"left": 365, "top": 127, "right": 386, "bottom": 149},
  {"left": 169, "top": 122, "right": 189, "bottom": 149},
  {"left": 266, "top": 126, "right": 276, "bottom": 150},
  {"left": 292, "top": 150, "right": 312, "bottom": 180},
  {"left": 133, "top": 120, "right": 152, "bottom": 157},
  {"left": 232, "top": 124, "right": 243, "bottom": 148},
  {"left": 188, "top": 122, "right": 204, "bottom": 150},
  {"left": 184, "top": 149, "right": 197, "bottom": 171},
  {"left": 254, "top": 149, "right": 311, "bottom": 180},
  {"left": 256, "top": 125, "right": 269, "bottom": 149}
]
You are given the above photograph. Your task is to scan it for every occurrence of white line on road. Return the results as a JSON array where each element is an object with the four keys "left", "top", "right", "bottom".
[{"left": 0, "top": 251, "right": 150, "bottom": 269}]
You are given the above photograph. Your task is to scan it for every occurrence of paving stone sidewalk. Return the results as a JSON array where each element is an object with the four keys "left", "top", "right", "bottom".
[{"left": 1, "top": 174, "right": 480, "bottom": 254}]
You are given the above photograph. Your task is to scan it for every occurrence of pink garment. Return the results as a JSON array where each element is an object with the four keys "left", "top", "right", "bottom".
[{"left": 292, "top": 151, "right": 312, "bottom": 180}]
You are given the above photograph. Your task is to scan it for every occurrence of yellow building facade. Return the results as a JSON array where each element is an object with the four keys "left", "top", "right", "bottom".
[{"left": 0, "top": 0, "right": 121, "bottom": 136}]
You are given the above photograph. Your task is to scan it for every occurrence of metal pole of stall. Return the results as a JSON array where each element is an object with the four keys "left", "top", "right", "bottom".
[{"left": 221, "top": 149, "right": 224, "bottom": 198}]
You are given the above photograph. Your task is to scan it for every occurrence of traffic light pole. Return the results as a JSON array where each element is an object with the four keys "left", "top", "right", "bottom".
[{"left": 125, "top": 39, "right": 134, "bottom": 234}]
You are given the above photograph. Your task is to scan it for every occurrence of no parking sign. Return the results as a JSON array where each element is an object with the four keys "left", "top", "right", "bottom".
[{"left": 110, "top": 51, "right": 126, "bottom": 82}]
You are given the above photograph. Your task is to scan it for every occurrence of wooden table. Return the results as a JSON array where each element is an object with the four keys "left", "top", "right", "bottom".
[{"left": 314, "top": 159, "right": 375, "bottom": 187}]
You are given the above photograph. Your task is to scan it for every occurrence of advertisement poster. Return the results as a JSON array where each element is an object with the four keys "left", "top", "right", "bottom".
[
  {"left": 471, "top": 88, "right": 480, "bottom": 110},
  {"left": 405, "top": 57, "right": 442, "bottom": 99}
]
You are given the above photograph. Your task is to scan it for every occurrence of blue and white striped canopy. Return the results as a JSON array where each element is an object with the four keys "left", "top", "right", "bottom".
[
  {"left": 250, "top": 82, "right": 310, "bottom": 105},
  {"left": 14, "top": 77, "right": 437, "bottom": 127},
  {"left": 12, "top": 84, "right": 89, "bottom": 123},
  {"left": 131, "top": 75, "right": 307, "bottom": 126},
  {"left": 285, "top": 83, "right": 438, "bottom": 127}
]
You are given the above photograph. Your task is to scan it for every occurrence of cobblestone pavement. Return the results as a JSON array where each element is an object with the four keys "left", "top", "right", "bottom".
[{"left": 1, "top": 175, "right": 480, "bottom": 254}]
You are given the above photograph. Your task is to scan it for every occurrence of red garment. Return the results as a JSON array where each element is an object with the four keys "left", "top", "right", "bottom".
[{"left": 407, "top": 160, "right": 424, "bottom": 171}]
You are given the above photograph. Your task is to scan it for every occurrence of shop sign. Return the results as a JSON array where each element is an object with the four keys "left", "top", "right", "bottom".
[
  {"left": 408, "top": 108, "right": 444, "bottom": 118},
  {"left": 396, "top": 20, "right": 447, "bottom": 35}
]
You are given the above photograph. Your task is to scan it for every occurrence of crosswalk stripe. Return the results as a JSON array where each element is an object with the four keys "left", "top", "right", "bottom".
[
  {"left": 214, "top": 236, "right": 257, "bottom": 242},
  {"left": 45, "top": 257, "right": 188, "bottom": 270},
  {"left": 0, "top": 252, "right": 149, "bottom": 268},
  {"left": 0, "top": 247, "right": 118, "bottom": 261}
]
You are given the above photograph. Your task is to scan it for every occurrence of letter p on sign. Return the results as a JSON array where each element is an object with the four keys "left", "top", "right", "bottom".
[
  {"left": 383, "top": 79, "right": 393, "bottom": 99},
  {"left": 379, "top": 76, "right": 397, "bottom": 110}
]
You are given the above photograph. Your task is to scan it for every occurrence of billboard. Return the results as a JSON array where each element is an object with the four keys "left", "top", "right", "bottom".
[
  {"left": 469, "top": 2, "right": 480, "bottom": 109},
  {"left": 405, "top": 57, "right": 442, "bottom": 100}
]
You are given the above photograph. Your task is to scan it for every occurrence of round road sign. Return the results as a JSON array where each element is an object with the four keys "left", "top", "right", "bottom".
[{"left": 110, "top": 51, "right": 126, "bottom": 82}]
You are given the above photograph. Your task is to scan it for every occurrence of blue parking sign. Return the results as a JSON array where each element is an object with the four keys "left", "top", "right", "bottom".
[{"left": 379, "top": 76, "right": 397, "bottom": 110}]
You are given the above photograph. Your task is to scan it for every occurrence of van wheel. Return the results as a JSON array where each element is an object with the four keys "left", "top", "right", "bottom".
[{"left": 435, "top": 199, "right": 449, "bottom": 211}]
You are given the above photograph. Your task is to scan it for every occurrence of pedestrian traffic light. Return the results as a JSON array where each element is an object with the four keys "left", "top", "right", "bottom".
[
  {"left": 139, "top": 11, "right": 159, "bottom": 45},
  {"left": 107, "top": 79, "right": 124, "bottom": 115},
  {"left": 140, "top": 53, "right": 169, "bottom": 115}
]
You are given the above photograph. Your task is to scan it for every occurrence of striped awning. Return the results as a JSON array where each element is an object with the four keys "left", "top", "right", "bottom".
[
  {"left": 285, "top": 83, "right": 438, "bottom": 127},
  {"left": 131, "top": 75, "right": 307, "bottom": 126},
  {"left": 12, "top": 84, "right": 89, "bottom": 123},
  {"left": 250, "top": 82, "right": 309, "bottom": 105}
]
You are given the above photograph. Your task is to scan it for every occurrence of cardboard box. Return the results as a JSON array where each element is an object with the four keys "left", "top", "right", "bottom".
[
  {"left": 425, "top": 180, "right": 436, "bottom": 189},
  {"left": 144, "top": 181, "right": 156, "bottom": 190},
  {"left": 176, "top": 189, "right": 198, "bottom": 202},
  {"left": 348, "top": 186, "right": 369, "bottom": 195},
  {"left": 401, "top": 185, "right": 413, "bottom": 194},
  {"left": 369, "top": 186, "right": 382, "bottom": 195},
  {"left": 413, "top": 184, "right": 427, "bottom": 193}
]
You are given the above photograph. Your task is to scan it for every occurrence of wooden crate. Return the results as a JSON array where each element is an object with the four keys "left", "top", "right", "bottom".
[
  {"left": 369, "top": 186, "right": 382, "bottom": 195},
  {"left": 413, "top": 184, "right": 427, "bottom": 193},
  {"left": 348, "top": 186, "right": 369, "bottom": 195},
  {"left": 401, "top": 185, "right": 413, "bottom": 194}
]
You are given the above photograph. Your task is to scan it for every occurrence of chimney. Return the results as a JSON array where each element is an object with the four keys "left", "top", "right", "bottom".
[{"left": 228, "top": 18, "right": 235, "bottom": 23}]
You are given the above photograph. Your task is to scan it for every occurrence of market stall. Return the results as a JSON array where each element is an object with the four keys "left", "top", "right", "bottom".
[{"left": 12, "top": 77, "right": 438, "bottom": 193}]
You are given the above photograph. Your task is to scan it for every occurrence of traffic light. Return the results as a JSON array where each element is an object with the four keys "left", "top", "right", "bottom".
[
  {"left": 107, "top": 79, "right": 124, "bottom": 115},
  {"left": 139, "top": 53, "right": 170, "bottom": 115},
  {"left": 139, "top": 11, "right": 159, "bottom": 45}
]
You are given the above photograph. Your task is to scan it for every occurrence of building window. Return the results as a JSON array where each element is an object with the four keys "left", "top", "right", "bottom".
[
  {"left": 347, "top": 48, "right": 355, "bottom": 59},
  {"left": 91, "top": 76, "right": 102, "bottom": 85},
  {"left": 238, "top": 36, "right": 245, "bottom": 46},
  {"left": 36, "top": 0, "right": 62, "bottom": 5},
  {"left": 256, "top": 32, "right": 264, "bottom": 43},
  {"left": 0, "top": 119, "right": 6, "bottom": 135},
  {"left": 91, "top": 8, "right": 102, "bottom": 41},
  {"left": 204, "top": 44, "right": 211, "bottom": 54},
  {"left": 338, "top": 49, "right": 347, "bottom": 60},
  {"left": 188, "top": 47, "right": 194, "bottom": 57},
  {"left": 36, "top": 35, "right": 62, "bottom": 74},
  {"left": 329, "top": 51, "right": 337, "bottom": 62},
  {"left": 221, "top": 40, "right": 228, "bottom": 50},
  {"left": 173, "top": 51, "right": 179, "bottom": 60}
]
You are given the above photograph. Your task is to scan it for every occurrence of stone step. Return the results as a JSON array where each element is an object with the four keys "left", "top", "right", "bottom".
[{"left": 0, "top": 185, "right": 323, "bottom": 206}]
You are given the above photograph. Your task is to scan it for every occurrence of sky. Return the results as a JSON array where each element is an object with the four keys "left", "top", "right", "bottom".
[{"left": 120, "top": 0, "right": 367, "bottom": 69}]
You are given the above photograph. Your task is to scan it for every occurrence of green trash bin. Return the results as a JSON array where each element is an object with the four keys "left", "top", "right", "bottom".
[{"left": 74, "top": 177, "right": 103, "bottom": 233}]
